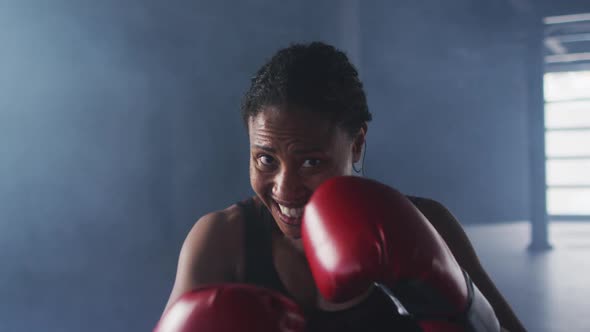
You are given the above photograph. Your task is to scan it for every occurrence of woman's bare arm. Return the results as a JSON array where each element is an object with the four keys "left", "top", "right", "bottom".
[
  {"left": 162, "top": 209, "right": 242, "bottom": 313},
  {"left": 411, "top": 197, "right": 526, "bottom": 332}
]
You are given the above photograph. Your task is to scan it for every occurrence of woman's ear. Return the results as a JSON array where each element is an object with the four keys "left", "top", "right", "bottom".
[{"left": 352, "top": 122, "right": 368, "bottom": 163}]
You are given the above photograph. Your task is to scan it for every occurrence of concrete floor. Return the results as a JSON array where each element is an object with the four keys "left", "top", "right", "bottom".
[{"left": 464, "top": 222, "right": 590, "bottom": 332}]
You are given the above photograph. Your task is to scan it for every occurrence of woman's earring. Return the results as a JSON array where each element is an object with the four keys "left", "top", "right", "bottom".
[
  {"left": 352, "top": 141, "right": 367, "bottom": 175},
  {"left": 352, "top": 162, "right": 363, "bottom": 174}
]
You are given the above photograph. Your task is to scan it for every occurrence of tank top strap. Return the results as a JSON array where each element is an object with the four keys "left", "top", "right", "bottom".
[{"left": 236, "top": 197, "right": 290, "bottom": 296}]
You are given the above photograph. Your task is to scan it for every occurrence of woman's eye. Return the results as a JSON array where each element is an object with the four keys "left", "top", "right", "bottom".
[
  {"left": 302, "top": 159, "right": 321, "bottom": 168},
  {"left": 259, "top": 155, "right": 275, "bottom": 166}
]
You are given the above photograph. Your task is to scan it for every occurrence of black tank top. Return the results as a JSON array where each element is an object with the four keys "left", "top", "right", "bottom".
[
  {"left": 236, "top": 197, "right": 421, "bottom": 332},
  {"left": 237, "top": 197, "right": 289, "bottom": 294}
]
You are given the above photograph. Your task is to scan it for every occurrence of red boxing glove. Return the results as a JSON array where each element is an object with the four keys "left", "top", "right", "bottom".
[
  {"left": 154, "top": 283, "right": 306, "bottom": 332},
  {"left": 302, "top": 176, "right": 500, "bottom": 332}
]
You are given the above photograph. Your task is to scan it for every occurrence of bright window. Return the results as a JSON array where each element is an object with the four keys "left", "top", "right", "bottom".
[{"left": 544, "top": 71, "right": 590, "bottom": 216}]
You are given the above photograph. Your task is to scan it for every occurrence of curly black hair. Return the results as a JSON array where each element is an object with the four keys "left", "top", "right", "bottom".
[{"left": 241, "top": 42, "right": 372, "bottom": 137}]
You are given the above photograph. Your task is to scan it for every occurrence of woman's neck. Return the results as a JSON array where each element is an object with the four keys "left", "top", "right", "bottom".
[{"left": 271, "top": 226, "right": 305, "bottom": 252}]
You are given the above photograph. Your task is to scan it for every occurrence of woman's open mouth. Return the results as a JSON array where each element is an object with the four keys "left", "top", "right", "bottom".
[{"left": 273, "top": 201, "right": 304, "bottom": 226}]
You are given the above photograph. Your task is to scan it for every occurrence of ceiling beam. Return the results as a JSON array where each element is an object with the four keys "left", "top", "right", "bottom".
[
  {"left": 544, "top": 13, "right": 590, "bottom": 25},
  {"left": 544, "top": 38, "right": 568, "bottom": 54}
]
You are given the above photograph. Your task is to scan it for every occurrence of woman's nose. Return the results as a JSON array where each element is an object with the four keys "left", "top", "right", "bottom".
[{"left": 272, "top": 168, "right": 306, "bottom": 202}]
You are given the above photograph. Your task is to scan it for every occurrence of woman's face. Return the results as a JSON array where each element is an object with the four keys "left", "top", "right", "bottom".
[{"left": 248, "top": 105, "right": 366, "bottom": 239}]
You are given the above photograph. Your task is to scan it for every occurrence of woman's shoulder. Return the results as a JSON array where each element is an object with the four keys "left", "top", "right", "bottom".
[
  {"left": 186, "top": 196, "right": 257, "bottom": 241},
  {"left": 163, "top": 197, "right": 258, "bottom": 311},
  {"left": 174, "top": 197, "right": 258, "bottom": 283},
  {"left": 405, "top": 195, "right": 446, "bottom": 210},
  {"left": 403, "top": 195, "right": 463, "bottom": 246},
  {"left": 404, "top": 195, "right": 458, "bottom": 223}
]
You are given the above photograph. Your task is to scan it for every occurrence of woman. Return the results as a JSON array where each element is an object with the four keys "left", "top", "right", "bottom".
[{"left": 162, "top": 42, "right": 525, "bottom": 332}]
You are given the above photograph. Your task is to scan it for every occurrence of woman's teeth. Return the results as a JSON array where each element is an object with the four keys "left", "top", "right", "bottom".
[{"left": 278, "top": 204, "right": 303, "bottom": 218}]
